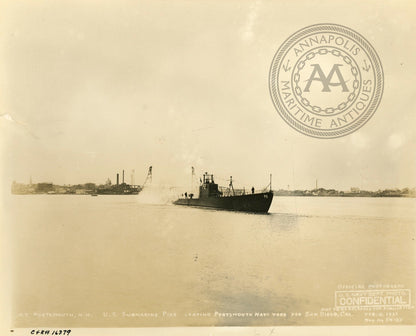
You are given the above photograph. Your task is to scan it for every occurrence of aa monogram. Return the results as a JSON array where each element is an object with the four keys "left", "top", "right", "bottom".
[{"left": 269, "top": 24, "right": 384, "bottom": 139}]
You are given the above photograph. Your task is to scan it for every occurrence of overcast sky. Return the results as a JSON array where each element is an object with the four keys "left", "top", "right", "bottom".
[{"left": 1, "top": 0, "right": 415, "bottom": 192}]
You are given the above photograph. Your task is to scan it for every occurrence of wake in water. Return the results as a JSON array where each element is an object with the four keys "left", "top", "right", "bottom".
[{"left": 136, "top": 185, "right": 183, "bottom": 205}]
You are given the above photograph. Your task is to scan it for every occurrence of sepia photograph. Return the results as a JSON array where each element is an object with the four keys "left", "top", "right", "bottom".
[{"left": 1, "top": 0, "right": 415, "bottom": 335}]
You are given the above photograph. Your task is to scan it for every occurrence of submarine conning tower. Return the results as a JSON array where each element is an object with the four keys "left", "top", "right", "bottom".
[{"left": 199, "top": 172, "right": 221, "bottom": 198}]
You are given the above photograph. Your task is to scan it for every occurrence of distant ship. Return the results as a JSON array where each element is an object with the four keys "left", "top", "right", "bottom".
[
  {"left": 96, "top": 166, "right": 152, "bottom": 195},
  {"left": 173, "top": 172, "right": 273, "bottom": 213}
]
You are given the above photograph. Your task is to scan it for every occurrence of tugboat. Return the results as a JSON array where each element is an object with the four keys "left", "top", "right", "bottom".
[{"left": 173, "top": 172, "right": 273, "bottom": 213}]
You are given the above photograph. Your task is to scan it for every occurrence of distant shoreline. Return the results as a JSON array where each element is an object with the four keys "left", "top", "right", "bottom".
[
  {"left": 275, "top": 194, "right": 415, "bottom": 198},
  {"left": 10, "top": 181, "right": 416, "bottom": 198},
  {"left": 274, "top": 188, "right": 415, "bottom": 198}
]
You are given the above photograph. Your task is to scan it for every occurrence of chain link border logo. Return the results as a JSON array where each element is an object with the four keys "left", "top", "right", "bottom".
[{"left": 269, "top": 23, "right": 384, "bottom": 139}]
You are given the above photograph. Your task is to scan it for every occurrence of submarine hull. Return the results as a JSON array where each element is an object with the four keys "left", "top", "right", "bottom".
[{"left": 173, "top": 191, "right": 273, "bottom": 213}]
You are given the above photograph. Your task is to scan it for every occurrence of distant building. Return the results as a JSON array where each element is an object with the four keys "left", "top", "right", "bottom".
[
  {"left": 36, "top": 183, "right": 54, "bottom": 193},
  {"left": 350, "top": 187, "right": 360, "bottom": 194},
  {"left": 11, "top": 181, "right": 30, "bottom": 194}
]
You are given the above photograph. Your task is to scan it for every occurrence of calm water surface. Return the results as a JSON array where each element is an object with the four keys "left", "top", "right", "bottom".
[{"left": 5, "top": 194, "right": 416, "bottom": 326}]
